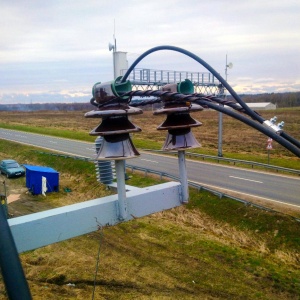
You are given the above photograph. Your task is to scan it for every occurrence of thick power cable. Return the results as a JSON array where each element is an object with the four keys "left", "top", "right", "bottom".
[
  {"left": 281, "top": 131, "right": 300, "bottom": 149},
  {"left": 193, "top": 99, "right": 300, "bottom": 157},
  {"left": 109, "top": 90, "right": 300, "bottom": 157},
  {"left": 0, "top": 205, "right": 32, "bottom": 300},
  {"left": 119, "top": 45, "right": 299, "bottom": 149},
  {"left": 120, "top": 45, "right": 265, "bottom": 123}
]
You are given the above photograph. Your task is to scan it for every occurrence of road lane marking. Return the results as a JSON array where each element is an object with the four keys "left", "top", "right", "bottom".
[
  {"left": 0, "top": 136, "right": 91, "bottom": 159},
  {"left": 229, "top": 176, "right": 263, "bottom": 183},
  {"left": 189, "top": 179, "right": 300, "bottom": 208},
  {"left": 140, "top": 159, "right": 158, "bottom": 163}
]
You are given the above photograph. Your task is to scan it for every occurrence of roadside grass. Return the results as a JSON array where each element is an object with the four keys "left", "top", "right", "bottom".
[
  {"left": 126, "top": 172, "right": 166, "bottom": 187},
  {"left": 0, "top": 122, "right": 93, "bottom": 142},
  {"left": 186, "top": 148, "right": 300, "bottom": 170},
  {"left": 0, "top": 139, "right": 96, "bottom": 179},
  {"left": 187, "top": 190, "right": 300, "bottom": 253},
  {"left": 131, "top": 137, "right": 162, "bottom": 150}
]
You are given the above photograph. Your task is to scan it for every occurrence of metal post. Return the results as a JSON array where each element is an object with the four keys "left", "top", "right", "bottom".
[
  {"left": 218, "top": 54, "right": 233, "bottom": 157},
  {"left": 178, "top": 150, "right": 189, "bottom": 203},
  {"left": 115, "top": 160, "right": 127, "bottom": 220},
  {"left": 218, "top": 55, "right": 228, "bottom": 157},
  {"left": 218, "top": 109, "right": 223, "bottom": 157}
]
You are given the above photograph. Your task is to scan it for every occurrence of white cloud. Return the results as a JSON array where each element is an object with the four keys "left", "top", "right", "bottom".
[{"left": 0, "top": 0, "right": 299, "bottom": 103}]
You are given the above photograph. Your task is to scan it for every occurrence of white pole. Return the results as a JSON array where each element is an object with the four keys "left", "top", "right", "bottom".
[
  {"left": 218, "top": 107, "right": 223, "bottom": 157},
  {"left": 178, "top": 150, "right": 189, "bottom": 203},
  {"left": 218, "top": 54, "right": 228, "bottom": 157},
  {"left": 115, "top": 160, "right": 127, "bottom": 220}
]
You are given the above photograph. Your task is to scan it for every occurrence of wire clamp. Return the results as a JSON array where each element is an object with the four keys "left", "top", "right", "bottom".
[{"left": 263, "top": 120, "right": 283, "bottom": 134}]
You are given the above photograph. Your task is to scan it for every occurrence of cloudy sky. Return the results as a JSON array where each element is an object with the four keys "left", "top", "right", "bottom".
[{"left": 1, "top": 0, "right": 299, "bottom": 104}]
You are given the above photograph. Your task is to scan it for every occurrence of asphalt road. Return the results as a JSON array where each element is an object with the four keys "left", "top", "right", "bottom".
[{"left": 0, "top": 128, "right": 299, "bottom": 208}]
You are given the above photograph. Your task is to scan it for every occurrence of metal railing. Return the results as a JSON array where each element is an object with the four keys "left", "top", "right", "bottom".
[
  {"left": 31, "top": 150, "right": 92, "bottom": 161},
  {"left": 126, "top": 163, "right": 246, "bottom": 200},
  {"left": 31, "top": 150, "right": 299, "bottom": 221},
  {"left": 142, "top": 149, "right": 300, "bottom": 176},
  {"left": 121, "top": 68, "right": 221, "bottom": 86},
  {"left": 126, "top": 163, "right": 300, "bottom": 221}
]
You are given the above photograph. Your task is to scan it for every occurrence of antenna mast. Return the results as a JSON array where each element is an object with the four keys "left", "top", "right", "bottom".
[{"left": 113, "top": 19, "right": 117, "bottom": 52}]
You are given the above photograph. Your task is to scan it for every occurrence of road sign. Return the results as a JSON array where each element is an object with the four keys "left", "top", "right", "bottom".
[{"left": 266, "top": 137, "right": 273, "bottom": 150}]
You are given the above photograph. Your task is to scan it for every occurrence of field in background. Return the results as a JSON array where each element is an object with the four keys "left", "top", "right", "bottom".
[{"left": 0, "top": 107, "right": 299, "bottom": 169}]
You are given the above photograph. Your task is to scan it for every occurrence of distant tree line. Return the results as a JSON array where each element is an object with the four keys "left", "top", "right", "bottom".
[
  {"left": 227, "top": 92, "right": 300, "bottom": 108},
  {"left": 0, "top": 92, "right": 299, "bottom": 111},
  {"left": 0, "top": 102, "right": 92, "bottom": 112}
]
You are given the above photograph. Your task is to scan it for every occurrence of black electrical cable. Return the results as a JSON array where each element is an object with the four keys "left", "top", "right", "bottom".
[
  {"left": 281, "top": 131, "right": 300, "bottom": 149},
  {"left": 193, "top": 94, "right": 246, "bottom": 113},
  {"left": 116, "top": 90, "right": 300, "bottom": 157},
  {"left": 120, "top": 45, "right": 265, "bottom": 123},
  {"left": 89, "top": 96, "right": 132, "bottom": 109},
  {"left": 193, "top": 99, "right": 300, "bottom": 158},
  {"left": 90, "top": 97, "right": 98, "bottom": 108},
  {"left": 128, "top": 92, "right": 247, "bottom": 114},
  {"left": 0, "top": 205, "right": 32, "bottom": 300},
  {"left": 130, "top": 97, "right": 162, "bottom": 107},
  {"left": 120, "top": 45, "right": 300, "bottom": 150}
]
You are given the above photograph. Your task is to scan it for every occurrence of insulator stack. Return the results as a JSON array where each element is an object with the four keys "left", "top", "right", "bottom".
[
  {"left": 154, "top": 79, "right": 203, "bottom": 151},
  {"left": 85, "top": 77, "right": 142, "bottom": 160},
  {"left": 94, "top": 137, "right": 115, "bottom": 184}
]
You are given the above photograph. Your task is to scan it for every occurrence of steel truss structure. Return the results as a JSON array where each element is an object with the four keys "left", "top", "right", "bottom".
[{"left": 122, "top": 68, "right": 223, "bottom": 96}]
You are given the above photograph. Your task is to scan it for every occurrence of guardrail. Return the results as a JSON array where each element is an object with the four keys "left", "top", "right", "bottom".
[
  {"left": 142, "top": 149, "right": 300, "bottom": 176},
  {"left": 126, "top": 163, "right": 255, "bottom": 202},
  {"left": 31, "top": 150, "right": 300, "bottom": 221},
  {"left": 31, "top": 150, "right": 93, "bottom": 161},
  {"left": 126, "top": 164, "right": 300, "bottom": 221}
]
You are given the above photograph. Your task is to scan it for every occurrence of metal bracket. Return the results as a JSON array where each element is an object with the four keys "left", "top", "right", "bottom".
[{"left": 263, "top": 120, "right": 283, "bottom": 133}]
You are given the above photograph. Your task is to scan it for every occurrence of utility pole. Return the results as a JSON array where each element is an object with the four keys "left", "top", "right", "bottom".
[{"left": 218, "top": 54, "right": 233, "bottom": 157}]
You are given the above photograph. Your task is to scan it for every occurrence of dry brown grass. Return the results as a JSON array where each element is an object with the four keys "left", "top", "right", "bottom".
[
  {"left": 152, "top": 206, "right": 300, "bottom": 266},
  {"left": 0, "top": 110, "right": 94, "bottom": 132},
  {"left": 1, "top": 108, "right": 299, "bottom": 159},
  {"left": 154, "top": 206, "right": 265, "bottom": 253},
  {"left": 133, "top": 109, "right": 300, "bottom": 156},
  {"left": 16, "top": 203, "right": 300, "bottom": 299}
]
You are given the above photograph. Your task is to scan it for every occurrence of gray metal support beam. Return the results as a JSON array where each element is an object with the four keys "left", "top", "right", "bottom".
[
  {"left": 8, "top": 182, "right": 182, "bottom": 253},
  {"left": 115, "top": 159, "right": 128, "bottom": 220},
  {"left": 178, "top": 150, "right": 189, "bottom": 203}
]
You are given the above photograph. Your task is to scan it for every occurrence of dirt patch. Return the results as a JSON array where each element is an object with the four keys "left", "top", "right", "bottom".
[{"left": 7, "top": 193, "right": 21, "bottom": 203}]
